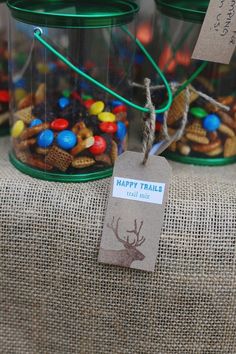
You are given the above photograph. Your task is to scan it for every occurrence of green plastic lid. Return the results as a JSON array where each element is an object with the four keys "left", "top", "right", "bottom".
[
  {"left": 7, "top": 0, "right": 139, "bottom": 28},
  {"left": 155, "top": 0, "right": 209, "bottom": 23}
]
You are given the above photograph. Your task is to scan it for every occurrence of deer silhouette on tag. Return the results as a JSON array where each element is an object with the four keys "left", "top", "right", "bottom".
[{"left": 99, "top": 217, "right": 146, "bottom": 268}]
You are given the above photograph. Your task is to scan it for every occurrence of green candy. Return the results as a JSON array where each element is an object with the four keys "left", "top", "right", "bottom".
[
  {"left": 190, "top": 107, "right": 208, "bottom": 119},
  {"left": 62, "top": 89, "right": 71, "bottom": 98},
  {"left": 82, "top": 94, "right": 92, "bottom": 101}
]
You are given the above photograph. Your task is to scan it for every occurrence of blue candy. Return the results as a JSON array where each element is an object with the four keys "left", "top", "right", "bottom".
[
  {"left": 14, "top": 78, "right": 26, "bottom": 89},
  {"left": 37, "top": 129, "right": 54, "bottom": 148},
  {"left": 58, "top": 97, "right": 70, "bottom": 109},
  {"left": 203, "top": 114, "right": 221, "bottom": 132},
  {"left": 48, "top": 62, "right": 57, "bottom": 72},
  {"left": 57, "top": 130, "right": 77, "bottom": 150},
  {"left": 29, "top": 118, "right": 43, "bottom": 128},
  {"left": 111, "top": 100, "right": 123, "bottom": 108},
  {"left": 116, "top": 121, "right": 127, "bottom": 141},
  {"left": 79, "top": 81, "right": 91, "bottom": 91},
  {"left": 135, "top": 53, "right": 145, "bottom": 65},
  {"left": 156, "top": 114, "right": 164, "bottom": 124}
]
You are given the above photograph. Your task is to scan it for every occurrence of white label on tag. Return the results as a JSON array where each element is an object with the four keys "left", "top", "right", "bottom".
[
  {"left": 192, "top": 0, "right": 236, "bottom": 64},
  {"left": 113, "top": 177, "right": 165, "bottom": 204}
]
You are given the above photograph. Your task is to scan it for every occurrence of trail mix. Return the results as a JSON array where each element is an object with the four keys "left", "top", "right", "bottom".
[
  {"left": 155, "top": 90, "right": 236, "bottom": 160},
  {"left": 11, "top": 83, "right": 128, "bottom": 173}
]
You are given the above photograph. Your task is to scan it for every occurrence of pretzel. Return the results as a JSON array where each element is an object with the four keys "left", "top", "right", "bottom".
[
  {"left": 26, "top": 156, "right": 53, "bottom": 171},
  {"left": 18, "top": 93, "right": 34, "bottom": 110},
  {"left": 208, "top": 131, "right": 218, "bottom": 142},
  {"left": 20, "top": 122, "right": 50, "bottom": 140},
  {"left": 218, "top": 111, "right": 236, "bottom": 130},
  {"left": 70, "top": 136, "right": 94, "bottom": 156},
  {"left": 206, "top": 147, "right": 223, "bottom": 157},
  {"left": 36, "top": 147, "right": 49, "bottom": 155},
  {"left": 186, "top": 120, "right": 207, "bottom": 137},
  {"left": 224, "top": 137, "right": 236, "bottom": 157},
  {"left": 72, "top": 156, "right": 96, "bottom": 168},
  {"left": 192, "top": 139, "right": 222, "bottom": 153},
  {"left": 186, "top": 133, "right": 209, "bottom": 145},
  {"left": 35, "top": 83, "right": 46, "bottom": 105},
  {"left": 110, "top": 140, "right": 118, "bottom": 164},
  {"left": 218, "top": 124, "right": 235, "bottom": 138},
  {"left": 15, "top": 138, "right": 37, "bottom": 150},
  {"left": 95, "top": 154, "right": 112, "bottom": 166}
]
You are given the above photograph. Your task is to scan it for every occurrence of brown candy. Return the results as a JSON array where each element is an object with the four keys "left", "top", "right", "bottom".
[
  {"left": 20, "top": 122, "right": 50, "bottom": 140},
  {"left": 45, "top": 146, "right": 73, "bottom": 172},
  {"left": 72, "top": 157, "right": 96, "bottom": 169}
]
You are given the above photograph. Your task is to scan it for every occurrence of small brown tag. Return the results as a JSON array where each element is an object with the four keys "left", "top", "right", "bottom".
[
  {"left": 98, "top": 151, "right": 171, "bottom": 272},
  {"left": 192, "top": 0, "right": 236, "bottom": 64}
]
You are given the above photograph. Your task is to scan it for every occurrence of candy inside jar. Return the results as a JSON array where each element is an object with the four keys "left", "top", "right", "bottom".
[
  {"left": 8, "top": 0, "right": 140, "bottom": 181},
  {"left": 153, "top": 0, "right": 236, "bottom": 165},
  {"left": 0, "top": 1, "right": 10, "bottom": 135},
  {"left": 11, "top": 84, "right": 129, "bottom": 177}
]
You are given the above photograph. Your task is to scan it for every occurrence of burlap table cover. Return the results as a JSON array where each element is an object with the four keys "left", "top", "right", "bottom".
[{"left": 0, "top": 136, "right": 235, "bottom": 354}]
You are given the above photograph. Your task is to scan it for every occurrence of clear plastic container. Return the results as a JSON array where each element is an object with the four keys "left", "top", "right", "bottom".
[
  {"left": 8, "top": 0, "right": 172, "bottom": 181},
  {"left": 0, "top": 1, "right": 9, "bottom": 136},
  {"left": 154, "top": 0, "right": 236, "bottom": 166}
]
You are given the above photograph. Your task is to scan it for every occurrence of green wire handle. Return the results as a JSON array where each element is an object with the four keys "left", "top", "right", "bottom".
[{"left": 34, "top": 27, "right": 173, "bottom": 114}]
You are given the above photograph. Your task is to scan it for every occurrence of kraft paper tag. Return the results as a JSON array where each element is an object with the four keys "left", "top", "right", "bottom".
[
  {"left": 192, "top": 0, "right": 236, "bottom": 64},
  {"left": 98, "top": 151, "right": 171, "bottom": 272}
]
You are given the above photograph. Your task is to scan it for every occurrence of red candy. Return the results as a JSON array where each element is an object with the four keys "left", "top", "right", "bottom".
[
  {"left": 89, "top": 136, "right": 106, "bottom": 155},
  {"left": 71, "top": 91, "right": 83, "bottom": 103},
  {"left": 99, "top": 122, "right": 117, "bottom": 134},
  {"left": 155, "top": 121, "right": 162, "bottom": 132},
  {"left": 0, "top": 90, "right": 10, "bottom": 103},
  {"left": 84, "top": 99, "right": 95, "bottom": 109},
  {"left": 112, "top": 105, "right": 127, "bottom": 114},
  {"left": 51, "top": 118, "right": 69, "bottom": 131}
]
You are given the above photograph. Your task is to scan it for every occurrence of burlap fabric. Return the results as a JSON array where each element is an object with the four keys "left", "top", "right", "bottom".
[{"left": 0, "top": 136, "right": 235, "bottom": 354}]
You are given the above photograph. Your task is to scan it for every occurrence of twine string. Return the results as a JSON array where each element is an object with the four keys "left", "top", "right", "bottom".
[{"left": 142, "top": 78, "right": 156, "bottom": 165}]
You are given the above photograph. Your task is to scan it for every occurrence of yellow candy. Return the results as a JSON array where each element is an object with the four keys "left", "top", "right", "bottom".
[
  {"left": 11, "top": 120, "right": 25, "bottom": 138},
  {"left": 36, "top": 63, "right": 49, "bottom": 74},
  {"left": 14, "top": 88, "right": 27, "bottom": 103},
  {"left": 98, "top": 112, "right": 116, "bottom": 123},
  {"left": 89, "top": 101, "right": 105, "bottom": 115}
]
